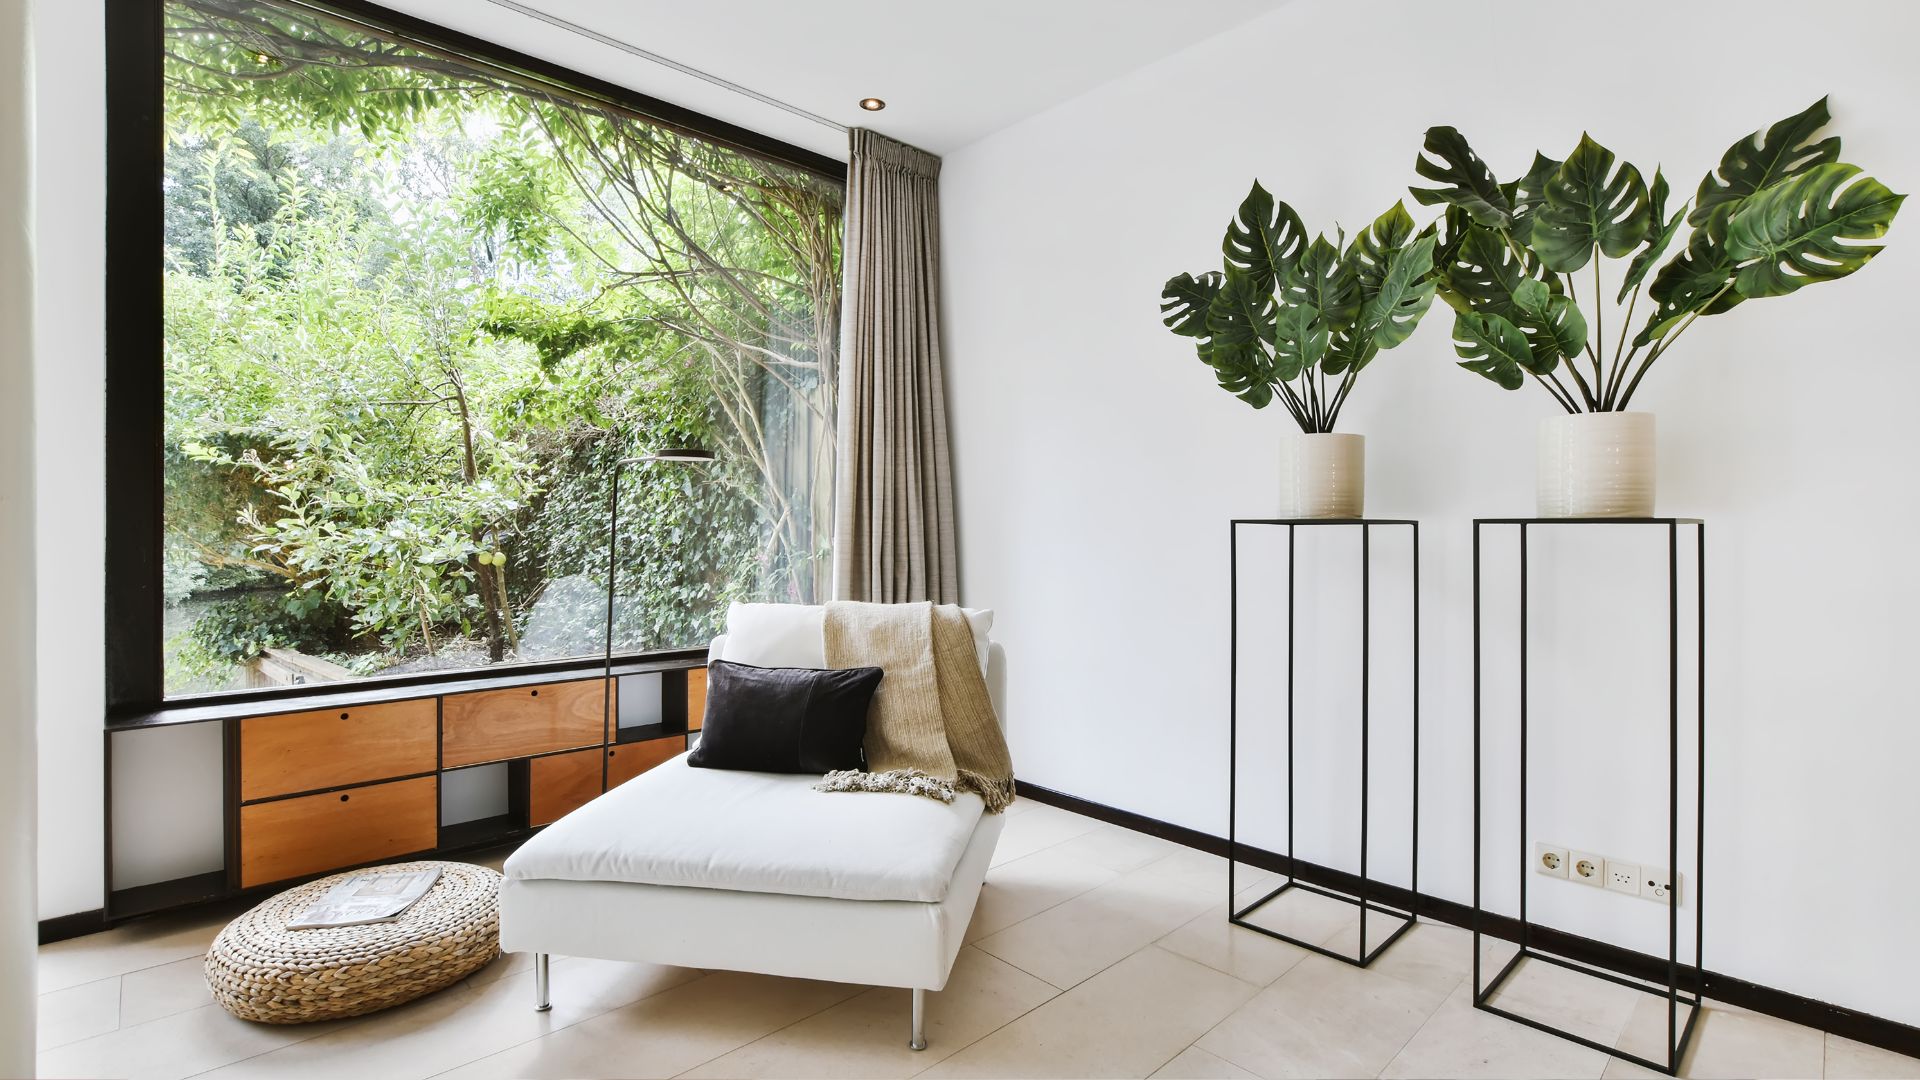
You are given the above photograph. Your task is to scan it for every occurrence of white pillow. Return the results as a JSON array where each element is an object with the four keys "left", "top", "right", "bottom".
[
  {"left": 720, "top": 602, "right": 826, "bottom": 668},
  {"left": 721, "top": 602, "right": 993, "bottom": 675}
]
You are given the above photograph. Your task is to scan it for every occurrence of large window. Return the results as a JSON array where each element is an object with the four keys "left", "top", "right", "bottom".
[{"left": 129, "top": 0, "right": 842, "bottom": 699}]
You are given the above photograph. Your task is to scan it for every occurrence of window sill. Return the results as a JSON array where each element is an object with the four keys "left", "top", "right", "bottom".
[{"left": 105, "top": 648, "right": 708, "bottom": 731}]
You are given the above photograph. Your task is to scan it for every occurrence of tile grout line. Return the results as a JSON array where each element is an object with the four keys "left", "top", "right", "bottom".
[
  {"left": 903, "top": 959, "right": 1075, "bottom": 1079},
  {"left": 418, "top": 967, "right": 723, "bottom": 1080},
  {"left": 663, "top": 982, "right": 875, "bottom": 1079},
  {"left": 1368, "top": 972, "right": 1470, "bottom": 1080}
]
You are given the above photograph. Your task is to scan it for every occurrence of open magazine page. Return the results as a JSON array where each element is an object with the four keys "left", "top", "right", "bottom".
[{"left": 288, "top": 867, "right": 443, "bottom": 930}]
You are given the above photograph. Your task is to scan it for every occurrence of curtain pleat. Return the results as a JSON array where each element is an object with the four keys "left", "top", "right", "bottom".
[{"left": 831, "top": 128, "right": 959, "bottom": 604}]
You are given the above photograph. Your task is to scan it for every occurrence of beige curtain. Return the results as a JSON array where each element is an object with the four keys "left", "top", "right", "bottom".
[{"left": 831, "top": 128, "right": 959, "bottom": 604}]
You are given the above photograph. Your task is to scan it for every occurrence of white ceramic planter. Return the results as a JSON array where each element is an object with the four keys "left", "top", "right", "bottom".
[
  {"left": 1278, "top": 432, "right": 1364, "bottom": 519},
  {"left": 1537, "top": 412, "right": 1655, "bottom": 518}
]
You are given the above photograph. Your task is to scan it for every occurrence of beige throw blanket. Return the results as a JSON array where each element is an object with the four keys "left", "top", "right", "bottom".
[{"left": 815, "top": 601, "right": 1015, "bottom": 813}]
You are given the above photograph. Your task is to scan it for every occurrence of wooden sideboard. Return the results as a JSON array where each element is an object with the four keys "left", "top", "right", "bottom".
[{"left": 104, "top": 657, "right": 707, "bottom": 920}]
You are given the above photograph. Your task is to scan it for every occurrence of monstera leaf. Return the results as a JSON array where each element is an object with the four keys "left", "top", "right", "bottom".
[
  {"left": 1323, "top": 327, "right": 1378, "bottom": 377},
  {"left": 1533, "top": 134, "right": 1650, "bottom": 273},
  {"left": 1325, "top": 208, "right": 1441, "bottom": 348},
  {"left": 1205, "top": 340, "right": 1279, "bottom": 409},
  {"left": 1618, "top": 169, "right": 1684, "bottom": 303},
  {"left": 1346, "top": 201, "right": 1418, "bottom": 294},
  {"left": 1284, "top": 236, "right": 1360, "bottom": 330},
  {"left": 1724, "top": 162, "right": 1906, "bottom": 298},
  {"left": 1508, "top": 152, "right": 1562, "bottom": 245},
  {"left": 1359, "top": 233, "right": 1438, "bottom": 349},
  {"left": 1411, "top": 126, "right": 1513, "bottom": 229},
  {"left": 1692, "top": 96, "right": 1839, "bottom": 227},
  {"left": 1510, "top": 277, "right": 1589, "bottom": 367},
  {"left": 1451, "top": 310, "right": 1538, "bottom": 390},
  {"left": 1205, "top": 267, "right": 1277, "bottom": 351},
  {"left": 1201, "top": 269, "right": 1280, "bottom": 407},
  {"left": 1637, "top": 205, "right": 1743, "bottom": 346},
  {"left": 1272, "top": 304, "right": 1330, "bottom": 381},
  {"left": 1435, "top": 224, "right": 1534, "bottom": 317},
  {"left": 1222, "top": 181, "right": 1307, "bottom": 290},
  {"left": 1160, "top": 271, "right": 1222, "bottom": 338}
]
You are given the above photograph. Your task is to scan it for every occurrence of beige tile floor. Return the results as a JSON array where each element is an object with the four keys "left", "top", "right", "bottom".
[{"left": 34, "top": 799, "right": 1920, "bottom": 1079}]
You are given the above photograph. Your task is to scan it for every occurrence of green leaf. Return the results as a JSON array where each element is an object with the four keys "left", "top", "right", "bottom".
[
  {"left": 1637, "top": 205, "right": 1742, "bottom": 346},
  {"left": 1452, "top": 311, "right": 1534, "bottom": 389},
  {"left": 1283, "top": 236, "right": 1360, "bottom": 330},
  {"left": 1202, "top": 339, "right": 1277, "bottom": 409},
  {"left": 1411, "top": 126, "right": 1513, "bottom": 229},
  {"left": 1222, "top": 181, "right": 1308, "bottom": 290},
  {"left": 1322, "top": 327, "right": 1379, "bottom": 377},
  {"left": 1724, "top": 162, "right": 1905, "bottom": 298},
  {"left": 1359, "top": 232, "right": 1437, "bottom": 349},
  {"left": 1345, "top": 201, "right": 1417, "bottom": 295},
  {"left": 1201, "top": 268, "right": 1279, "bottom": 406},
  {"left": 1272, "top": 304, "right": 1329, "bottom": 381},
  {"left": 1512, "top": 289, "right": 1589, "bottom": 368},
  {"left": 1618, "top": 168, "right": 1684, "bottom": 302},
  {"left": 1436, "top": 224, "right": 1531, "bottom": 317},
  {"left": 1160, "top": 271, "right": 1223, "bottom": 338},
  {"left": 1206, "top": 267, "right": 1278, "bottom": 348},
  {"left": 1533, "top": 134, "right": 1650, "bottom": 273},
  {"left": 1692, "top": 96, "right": 1839, "bottom": 227},
  {"left": 1508, "top": 152, "right": 1561, "bottom": 245}
]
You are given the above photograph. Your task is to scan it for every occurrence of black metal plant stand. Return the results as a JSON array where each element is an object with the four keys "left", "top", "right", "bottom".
[
  {"left": 1228, "top": 518, "right": 1419, "bottom": 967},
  {"left": 1471, "top": 518, "right": 1706, "bottom": 1077}
]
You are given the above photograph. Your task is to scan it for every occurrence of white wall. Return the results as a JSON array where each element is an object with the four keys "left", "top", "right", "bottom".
[
  {"left": 941, "top": 0, "right": 1920, "bottom": 1026},
  {"left": 33, "top": 0, "right": 105, "bottom": 922},
  {"left": 4, "top": 0, "right": 41, "bottom": 1065}
]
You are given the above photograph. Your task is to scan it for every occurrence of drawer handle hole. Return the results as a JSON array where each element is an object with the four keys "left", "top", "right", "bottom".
[
  {"left": 530, "top": 689, "right": 539, "bottom": 697},
  {"left": 339, "top": 794, "right": 349, "bottom": 802},
  {"left": 339, "top": 712, "right": 350, "bottom": 720}
]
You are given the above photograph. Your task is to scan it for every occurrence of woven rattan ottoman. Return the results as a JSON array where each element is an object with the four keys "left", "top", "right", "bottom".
[{"left": 206, "top": 861, "right": 502, "bottom": 1023}]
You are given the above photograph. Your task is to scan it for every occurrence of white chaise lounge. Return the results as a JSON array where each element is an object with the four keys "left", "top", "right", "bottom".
[{"left": 499, "top": 622, "right": 1005, "bottom": 1051}]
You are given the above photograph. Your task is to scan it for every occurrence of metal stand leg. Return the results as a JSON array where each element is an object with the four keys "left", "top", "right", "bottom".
[
  {"left": 534, "top": 953, "right": 552, "bottom": 1012},
  {"left": 909, "top": 988, "right": 927, "bottom": 1050}
]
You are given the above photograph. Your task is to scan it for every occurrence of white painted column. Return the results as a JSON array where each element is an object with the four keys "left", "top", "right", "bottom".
[{"left": 0, "top": 0, "right": 39, "bottom": 1071}]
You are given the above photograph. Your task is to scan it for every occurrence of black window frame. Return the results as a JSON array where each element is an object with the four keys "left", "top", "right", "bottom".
[{"left": 104, "top": 0, "right": 847, "bottom": 719}]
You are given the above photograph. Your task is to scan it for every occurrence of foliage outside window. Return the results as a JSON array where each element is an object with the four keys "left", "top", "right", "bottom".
[{"left": 160, "top": 0, "right": 842, "bottom": 695}]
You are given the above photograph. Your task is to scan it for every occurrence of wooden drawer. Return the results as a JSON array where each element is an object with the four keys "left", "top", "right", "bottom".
[
  {"left": 239, "top": 699, "right": 438, "bottom": 802},
  {"left": 607, "top": 736, "right": 682, "bottom": 789},
  {"left": 686, "top": 667, "right": 707, "bottom": 731},
  {"left": 239, "top": 776, "right": 437, "bottom": 889},
  {"left": 441, "top": 679, "right": 606, "bottom": 767},
  {"left": 527, "top": 747, "right": 604, "bottom": 827}
]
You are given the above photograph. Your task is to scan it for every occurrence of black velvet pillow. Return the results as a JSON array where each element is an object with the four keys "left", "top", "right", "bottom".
[{"left": 688, "top": 660, "right": 883, "bottom": 774}]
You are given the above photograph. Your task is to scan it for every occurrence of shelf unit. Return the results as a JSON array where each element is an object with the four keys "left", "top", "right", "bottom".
[
  {"left": 1471, "top": 517, "right": 1705, "bottom": 1076},
  {"left": 1228, "top": 518, "right": 1420, "bottom": 967},
  {"left": 103, "top": 654, "right": 708, "bottom": 922}
]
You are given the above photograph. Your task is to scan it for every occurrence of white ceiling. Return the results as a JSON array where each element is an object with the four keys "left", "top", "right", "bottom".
[{"left": 376, "top": 0, "right": 1290, "bottom": 162}]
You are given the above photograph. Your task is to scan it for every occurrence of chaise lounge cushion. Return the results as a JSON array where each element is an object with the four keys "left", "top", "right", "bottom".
[{"left": 503, "top": 752, "right": 985, "bottom": 903}]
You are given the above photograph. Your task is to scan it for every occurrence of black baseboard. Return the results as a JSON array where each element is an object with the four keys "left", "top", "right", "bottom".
[
  {"left": 1014, "top": 780, "right": 1920, "bottom": 1060},
  {"left": 38, "top": 908, "right": 108, "bottom": 946}
]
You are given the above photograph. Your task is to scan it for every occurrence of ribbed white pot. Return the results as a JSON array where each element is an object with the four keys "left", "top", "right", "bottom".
[
  {"left": 1537, "top": 412, "right": 1655, "bottom": 518},
  {"left": 1279, "top": 433, "right": 1364, "bottom": 519}
]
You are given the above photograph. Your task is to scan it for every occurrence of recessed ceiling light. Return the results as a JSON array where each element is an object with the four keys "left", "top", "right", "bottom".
[{"left": 858, "top": 97, "right": 886, "bottom": 112}]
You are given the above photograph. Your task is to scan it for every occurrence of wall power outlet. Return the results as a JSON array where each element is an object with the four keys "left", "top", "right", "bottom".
[
  {"left": 1569, "top": 850, "right": 1604, "bottom": 887},
  {"left": 1605, "top": 860, "right": 1641, "bottom": 896},
  {"left": 1642, "top": 867, "right": 1679, "bottom": 903},
  {"left": 1534, "top": 842, "right": 1569, "bottom": 878}
]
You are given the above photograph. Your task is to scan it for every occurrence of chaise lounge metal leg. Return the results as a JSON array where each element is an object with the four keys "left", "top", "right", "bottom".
[
  {"left": 534, "top": 953, "right": 552, "bottom": 1012},
  {"left": 909, "top": 987, "right": 927, "bottom": 1050}
]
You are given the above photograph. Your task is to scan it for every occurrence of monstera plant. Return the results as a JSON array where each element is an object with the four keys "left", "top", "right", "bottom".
[
  {"left": 1160, "top": 182, "right": 1439, "bottom": 434},
  {"left": 1412, "top": 97, "right": 1904, "bottom": 413}
]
